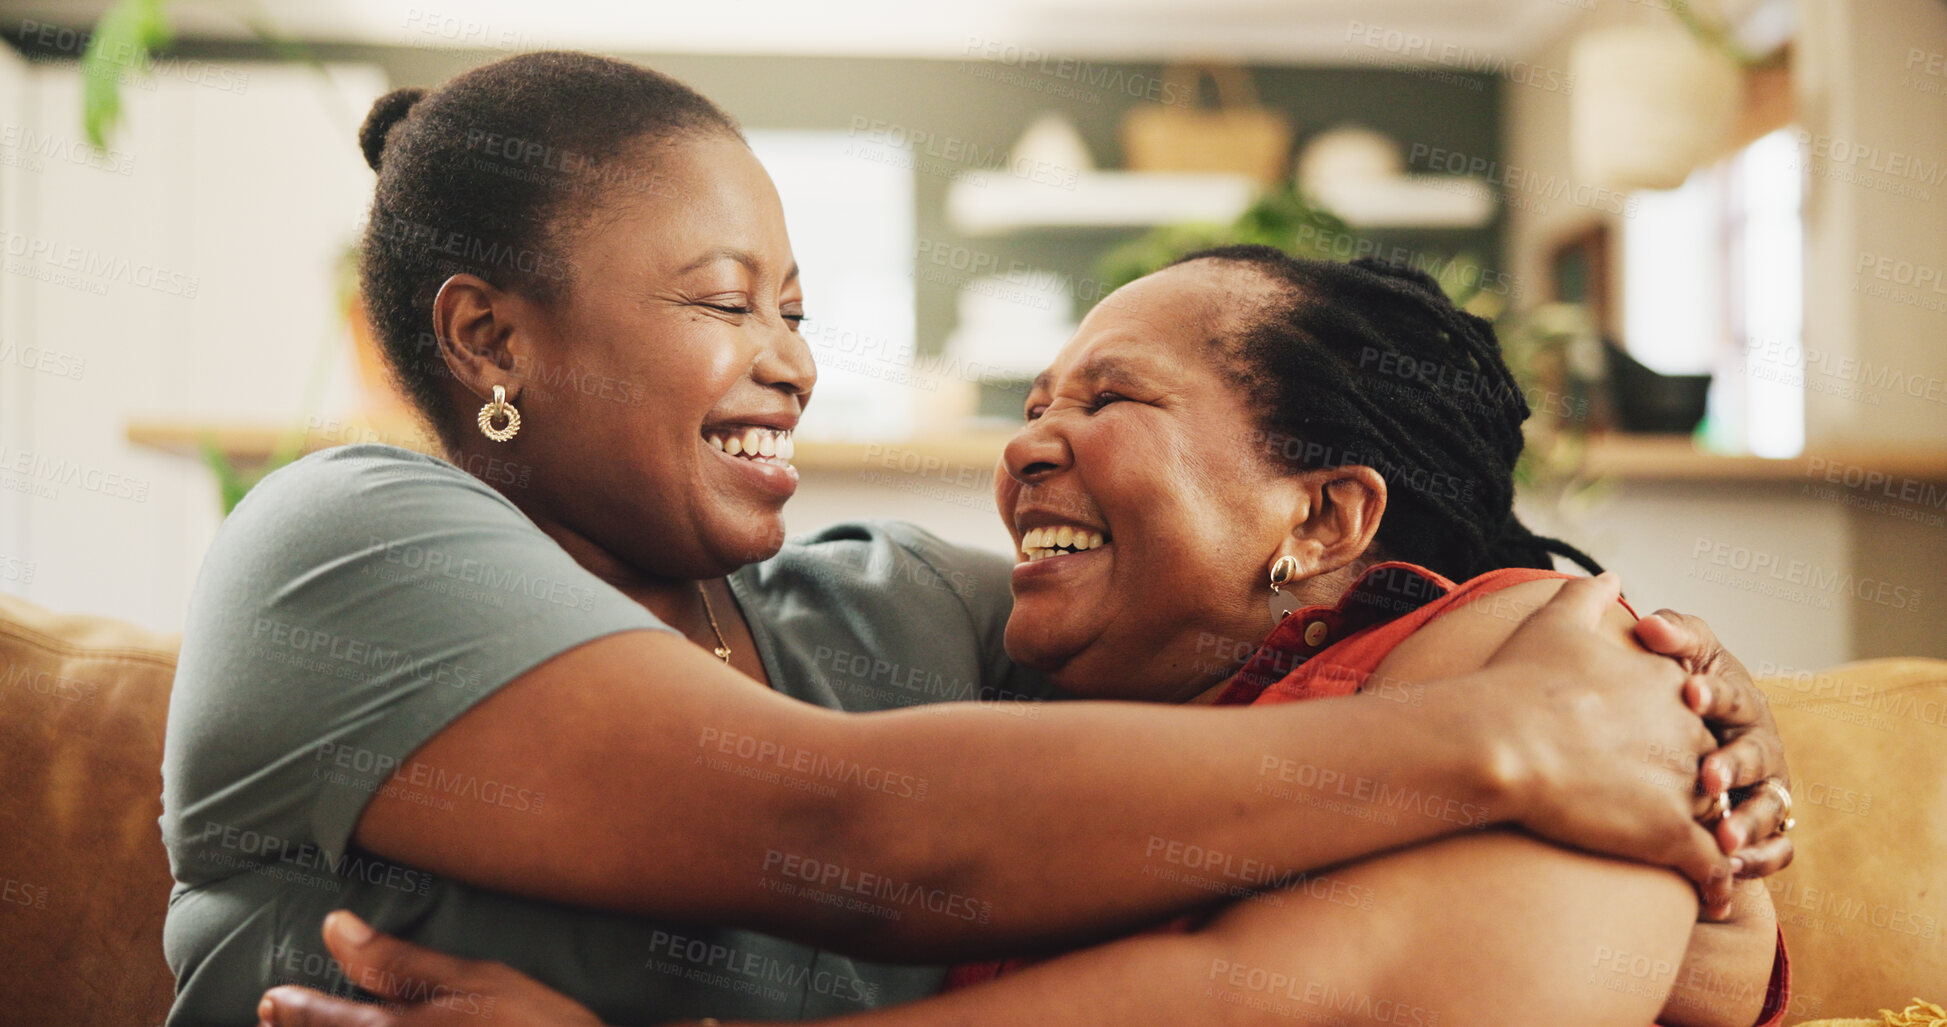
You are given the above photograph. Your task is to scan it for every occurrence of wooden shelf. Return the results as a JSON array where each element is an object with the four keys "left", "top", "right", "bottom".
[
  {"left": 1576, "top": 434, "right": 1947, "bottom": 483},
  {"left": 126, "top": 419, "right": 1947, "bottom": 484},
  {"left": 945, "top": 170, "right": 1258, "bottom": 235}
]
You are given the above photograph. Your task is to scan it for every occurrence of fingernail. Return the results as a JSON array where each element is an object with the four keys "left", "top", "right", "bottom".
[
  {"left": 330, "top": 909, "right": 376, "bottom": 945},
  {"left": 258, "top": 995, "right": 276, "bottom": 1024},
  {"left": 1729, "top": 856, "right": 1745, "bottom": 874}
]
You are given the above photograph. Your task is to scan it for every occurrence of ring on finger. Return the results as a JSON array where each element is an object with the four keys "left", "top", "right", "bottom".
[
  {"left": 1698, "top": 790, "right": 1731, "bottom": 824},
  {"left": 1760, "top": 779, "right": 1795, "bottom": 833}
]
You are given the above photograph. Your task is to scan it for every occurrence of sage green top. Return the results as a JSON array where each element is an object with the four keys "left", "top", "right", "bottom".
[{"left": 161, "top": 443, "right": 1055, "bottom": 1025}]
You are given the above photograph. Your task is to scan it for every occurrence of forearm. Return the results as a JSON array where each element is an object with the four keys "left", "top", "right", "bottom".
[
  {"left": 768, "top": 676, "right": 1514, "bottom": 960},
  {"left": 691, "top": 827, "right": 1697, "bottom": 1027},
  {"left": 1658, "top": 883, "right": 1781, "bottom": 1027},
  {"left": 355, "top": 634, "right": 1515, "bottom": 963}
]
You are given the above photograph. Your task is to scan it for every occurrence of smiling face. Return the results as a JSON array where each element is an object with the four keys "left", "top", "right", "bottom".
[
  {"left": 448, "top": 132, "right": 813, "bottom": 582},
  {"left": 996, "top": 261, "right": 1344, "bottom": 701}
]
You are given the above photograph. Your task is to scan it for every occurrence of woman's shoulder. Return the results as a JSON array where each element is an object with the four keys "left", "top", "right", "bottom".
[
  {"left": 740, "top": 519, "right": 1017, "bottom": 631},
  {"left": 217, "top": 443, "right": 528, "bottom": 555},
  {"left": 750, "top": 520, "right": 1008, "bottom": 596},
  {"left": 238, "top": 442, "right": 508, "bottom": 514}
]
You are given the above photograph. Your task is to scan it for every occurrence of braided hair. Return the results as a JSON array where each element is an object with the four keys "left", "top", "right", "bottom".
[
  {"left": 1174, "top": 244, "right": 1602, "bottom": 581},
  {"left": 355, "top": 51, "right": 741, "bottom": 446}
]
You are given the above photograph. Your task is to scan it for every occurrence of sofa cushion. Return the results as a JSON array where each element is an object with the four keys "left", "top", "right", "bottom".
[
  {"left": 0, "top": 593, "right": 180, "bottom": 1027},
  {"left": 1758, "top": 659, "right": 1947, "bottom": 1024}
]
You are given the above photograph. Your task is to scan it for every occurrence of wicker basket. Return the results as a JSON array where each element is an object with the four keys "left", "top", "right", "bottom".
[{"left": 1119, "top": 63, "right": 1292, "bottom": 184}]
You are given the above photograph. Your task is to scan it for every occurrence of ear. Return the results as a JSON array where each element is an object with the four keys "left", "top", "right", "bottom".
[
  {"left": 431, "top": 273, "right": 529, "bottom": 405},
  {"left": 1275, "top": 465, "right": 1387, "bottom": 579}
]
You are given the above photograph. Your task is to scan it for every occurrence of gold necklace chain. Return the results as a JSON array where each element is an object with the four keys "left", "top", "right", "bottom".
[{"left": 695, "top": 581, "right": 732, "bottom": 663}]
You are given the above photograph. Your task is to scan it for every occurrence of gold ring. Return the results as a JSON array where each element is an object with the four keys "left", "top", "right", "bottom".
[
  {"left": 1760, "top": 779, "right": 1793, "bottom": 818},
  {"left": 1698, "top": 790, "right": 1731, "bottom": 824}
]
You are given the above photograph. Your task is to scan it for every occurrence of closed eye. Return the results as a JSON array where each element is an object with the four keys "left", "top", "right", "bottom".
[{"left": 1090, "top": 392, "right": 1125, "bottom": 412}]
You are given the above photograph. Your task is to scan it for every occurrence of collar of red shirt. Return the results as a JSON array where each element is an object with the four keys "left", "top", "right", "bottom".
[{"left": 1213, "top": 561, "right": 1457, "bottom": 706}]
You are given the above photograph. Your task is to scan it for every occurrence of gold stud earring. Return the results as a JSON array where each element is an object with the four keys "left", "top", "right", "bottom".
[
  {"left": 1268, "top": 555, "right": 1302, "bottom": 620},
  {"left": 477, "top": 384, "right": 521, "bottom": 442},
  {"left": 1268, "top": 555, "right": 1300, "bottom": 592}
]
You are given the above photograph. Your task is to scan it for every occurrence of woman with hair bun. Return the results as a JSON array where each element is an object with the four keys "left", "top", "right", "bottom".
[{"left": 161, "top": 50, "right": 1790, "bottom": 1027}]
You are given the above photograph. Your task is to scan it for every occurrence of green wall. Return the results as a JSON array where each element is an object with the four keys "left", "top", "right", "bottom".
[{"left": 7, "top": 32, "right": 1505, "bottom": 360}]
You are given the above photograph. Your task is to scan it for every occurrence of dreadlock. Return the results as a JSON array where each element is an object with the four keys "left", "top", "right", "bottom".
[{"left": 1173, "top": 244, "right": 1603, "bottom": 582}]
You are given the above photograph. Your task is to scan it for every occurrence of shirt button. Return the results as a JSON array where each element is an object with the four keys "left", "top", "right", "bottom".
[{"left": 1303, "top": 621, "right": 1329, "bottom": 647}]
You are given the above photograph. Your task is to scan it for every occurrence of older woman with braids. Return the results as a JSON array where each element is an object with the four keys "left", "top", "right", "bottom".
[{"left": 160, "top": 50, "right": 1793, "bottom": 1027}]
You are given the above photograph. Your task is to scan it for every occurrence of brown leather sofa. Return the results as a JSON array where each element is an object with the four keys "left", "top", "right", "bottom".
[
  {"left": 2, "top": 593, "right": 179, "bottom": 1027},
  {"left": 1, "top": 592, "right": 1941, "bottom": 1026}
]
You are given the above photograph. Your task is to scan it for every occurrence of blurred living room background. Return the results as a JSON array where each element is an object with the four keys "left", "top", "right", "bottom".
[{"left": 0, "top": 0, "right": 1942, "bottom": 674}]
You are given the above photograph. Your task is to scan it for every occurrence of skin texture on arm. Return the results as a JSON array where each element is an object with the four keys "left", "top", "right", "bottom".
[
  {"left": 1659, "top": 880, "right": 1779, "bottom": 1027},
  {"left": 682, "top": 577, "right": 1712, "bottom": 1027},
  {"left": 259, "top": 582, "right": 1779, "bottom": 1027},
  {"left": 348, "top": 622, "right": 1511, "bottom": 962},
  {"left": 353, "top": 576, "right": 1729, "bottom": 963}
]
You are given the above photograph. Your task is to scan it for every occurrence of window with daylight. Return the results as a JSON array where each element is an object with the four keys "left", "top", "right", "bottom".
[
  {"left": 744, "top": 130, "right": 917, "bottom": 441},
  {"left": 1623, "top": 127, "right": 1805, "bottom": 457}
]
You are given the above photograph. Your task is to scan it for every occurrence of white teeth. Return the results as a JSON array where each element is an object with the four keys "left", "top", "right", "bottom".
[
  {"left": 1055, "top": 526, "right": 1073, "bottom": 548},
  {"left": 779, "top": 436, "right": 794, "bottom": 460},
  {"left": 741, "top": 427, "right": 763, "bottom": 455},
  {"left": 757, "top": 433, "right": 778, "bottom": 458},
  {"left": 707, "top": 435, "right": 726, "bottom": 452},
  {"left": 724, "top": 435, "right": 743, "bottom": 455}
]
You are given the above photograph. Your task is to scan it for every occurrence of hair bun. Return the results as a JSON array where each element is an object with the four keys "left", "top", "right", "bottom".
[{"left": 358, "top": 87, "right": 427, "bottom": 172}]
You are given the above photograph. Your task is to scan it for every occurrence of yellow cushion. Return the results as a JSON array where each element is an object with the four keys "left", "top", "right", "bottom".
[{"left": 1758, "top": 661, "right": 1947, "bottom": 1024}]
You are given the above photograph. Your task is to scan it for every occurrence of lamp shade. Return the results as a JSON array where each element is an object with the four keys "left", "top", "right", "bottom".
[{"left": 1571, "top": 25, "right": 1742, "bottom": 190}]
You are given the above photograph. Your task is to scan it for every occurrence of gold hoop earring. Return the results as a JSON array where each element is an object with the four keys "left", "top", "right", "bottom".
[
  {"left": 477, "top": 384, "right": 521, "bottom": 442},
  {"left": 1268, "top": 555, "right": 1300, "bottom": 592}
]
